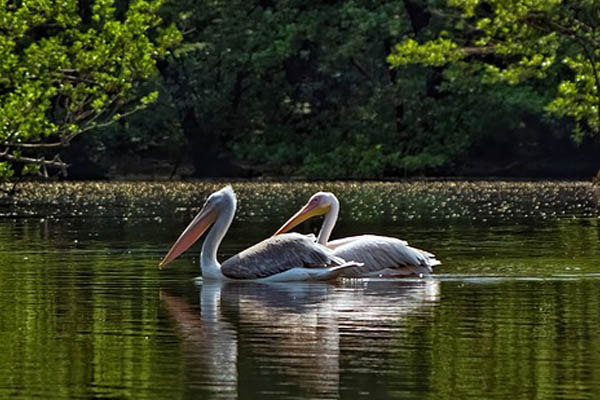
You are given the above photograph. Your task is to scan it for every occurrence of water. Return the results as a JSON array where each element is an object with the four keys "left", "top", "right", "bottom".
[{"left": 0, "top": 181, "right": 598, "bottom": 399}]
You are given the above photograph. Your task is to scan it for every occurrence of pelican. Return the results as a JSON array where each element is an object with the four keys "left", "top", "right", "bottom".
[
  {"left": 159, "top": 186, "right": 360, "bottom": 281},
  {"left": 274, "top": 192, "right": 441, "bottom": 277}
]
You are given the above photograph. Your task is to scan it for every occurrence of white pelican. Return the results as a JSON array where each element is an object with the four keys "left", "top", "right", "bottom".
[
  {"left": 159, "top": 186, "right": 360, "bottom": 281},
  {"left": 274, "top": 192, "right": 441, "bottom": 277}
]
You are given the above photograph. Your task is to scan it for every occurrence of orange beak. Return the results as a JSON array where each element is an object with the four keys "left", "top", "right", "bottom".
[
  {"left": 159, "top": 205, "right": 217, "bottom": 269},
  {"left": 273, "top": 201, "right": 330, "bottom": 236}
]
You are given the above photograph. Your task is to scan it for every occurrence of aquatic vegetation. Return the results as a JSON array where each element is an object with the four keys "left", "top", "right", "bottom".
[{"left": 0, "top": 180, "right": 596, "bottom": 222}]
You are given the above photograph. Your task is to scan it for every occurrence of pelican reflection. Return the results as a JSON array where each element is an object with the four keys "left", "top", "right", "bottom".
[{"left": 161, "top": 279, "right": 441, "bottom": 399}]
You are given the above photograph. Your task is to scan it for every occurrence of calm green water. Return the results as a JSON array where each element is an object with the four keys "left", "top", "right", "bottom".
[{"left": 0, "top": 181, "right": 599, "bottom": 399}]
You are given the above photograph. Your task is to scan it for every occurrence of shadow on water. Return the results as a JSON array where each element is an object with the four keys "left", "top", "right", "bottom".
[{"left": 161, "top": 279, "right": 441, "bottom": 400}]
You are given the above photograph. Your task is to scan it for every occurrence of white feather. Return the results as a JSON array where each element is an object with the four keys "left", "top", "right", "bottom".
[{"left": 330, "top": 235, "right": 441, "bottom": 277}]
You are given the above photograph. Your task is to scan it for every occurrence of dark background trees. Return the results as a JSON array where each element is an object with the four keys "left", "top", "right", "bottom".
[
  {"left": 3, "top": 0, "right": 599, "bottom": 180},
  {"left": 0, "top": 0, "right": 180, "bottom": 181}
]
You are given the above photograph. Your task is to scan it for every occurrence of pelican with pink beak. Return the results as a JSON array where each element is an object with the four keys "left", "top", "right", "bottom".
[
  {"left": 274, "top": 192, "right": 441, "bottom": 277},
  {"left": 159, "top": 186, "right": 360, "bottom": 281}
]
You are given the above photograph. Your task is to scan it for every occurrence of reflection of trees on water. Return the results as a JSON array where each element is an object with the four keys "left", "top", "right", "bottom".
[
  {"left": 161, "top": 279, "right": 441, "bottom": 399},
  {"left": 429, "top": 279, "right": 600, "bottom": 399}
]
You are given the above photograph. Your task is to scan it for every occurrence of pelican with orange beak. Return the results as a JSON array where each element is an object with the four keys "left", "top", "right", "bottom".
[
  {"left": 274, "top": 192, "right": 441, "bottom": 277},
  {"left": 159, "top": 186, "right": 360, "bottom": 281}
]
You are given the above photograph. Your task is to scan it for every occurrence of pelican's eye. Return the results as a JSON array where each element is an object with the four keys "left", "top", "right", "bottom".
[{"left": 204, "top": 196, "right": 216, "bottom": 207}]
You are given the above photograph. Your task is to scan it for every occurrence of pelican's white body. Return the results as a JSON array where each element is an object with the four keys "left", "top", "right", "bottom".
[
  {"left": 277, "top": 192, "right": 441, "bottom": 277},
  {"left": 165, "top": 186, "right": 359, "bottom": 282}
]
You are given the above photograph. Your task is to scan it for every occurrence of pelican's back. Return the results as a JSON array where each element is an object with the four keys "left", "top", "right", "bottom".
[
  {"left": 220, "top": 233, "right": 357, "bottom": 280},
  {"left": 330, "top": 235, "right": 441, "bottom": 277}
]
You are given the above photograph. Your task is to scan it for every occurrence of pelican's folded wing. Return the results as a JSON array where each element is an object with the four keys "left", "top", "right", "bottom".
[
  {"left": 221, "top": 233, "right": 353, "bottom": 279},
  {"left": 330, "top": 235, "right": 441, "bottom": 277}
]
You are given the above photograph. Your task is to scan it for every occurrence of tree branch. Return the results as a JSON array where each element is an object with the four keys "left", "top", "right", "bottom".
[
  {"left": 461, "top": 46, "right": 496, "bottom": 56},
  {"left": 350, "top": 56, "right": 371, "bottom": 81},
  {"left": 2, "top": 142, "right": 66, "bottom": 148},
  {"left": 0, "top": 150, "right": 69, "bottom": 175}
]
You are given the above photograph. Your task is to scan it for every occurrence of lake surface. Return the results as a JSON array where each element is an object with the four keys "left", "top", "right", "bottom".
[{"left": 0, "top": 181, "right": 598, "bottom": 399}]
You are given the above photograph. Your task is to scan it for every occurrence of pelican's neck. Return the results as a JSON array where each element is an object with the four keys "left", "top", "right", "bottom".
[
  {"left": 317, "top": 196, "right": 339, "bottom": 245},
  {"left": 201, "top": 194, "right": 236, "bottom": 278}
]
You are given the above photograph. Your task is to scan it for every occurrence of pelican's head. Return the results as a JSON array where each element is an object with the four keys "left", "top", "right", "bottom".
[
  {"left": 273, "top": 192, "right": 336, "bottom": 236},
  {"left": 159, "top": 186, "right": 235, "bottom": 268}
]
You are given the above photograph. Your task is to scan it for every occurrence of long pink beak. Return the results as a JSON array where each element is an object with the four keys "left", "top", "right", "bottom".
[{"left": 159, "top": 206, "right": 217, "bottom": 268}]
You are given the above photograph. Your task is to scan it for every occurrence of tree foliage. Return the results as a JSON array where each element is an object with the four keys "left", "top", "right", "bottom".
[
  {"left": 158, "top": 0, "right": 477, "bottom": 177},
  {"left": 389, "top": 0, "right": 600, "bottom": 140},
  {"left": 2, "top": 0, "right": 597, "bottom": 181},
  {"left": 0, "top": 0, "right": 180, "bottom": 179},
  {"left": 155, "top": 0, "right": 593, "bottom": 179}
]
